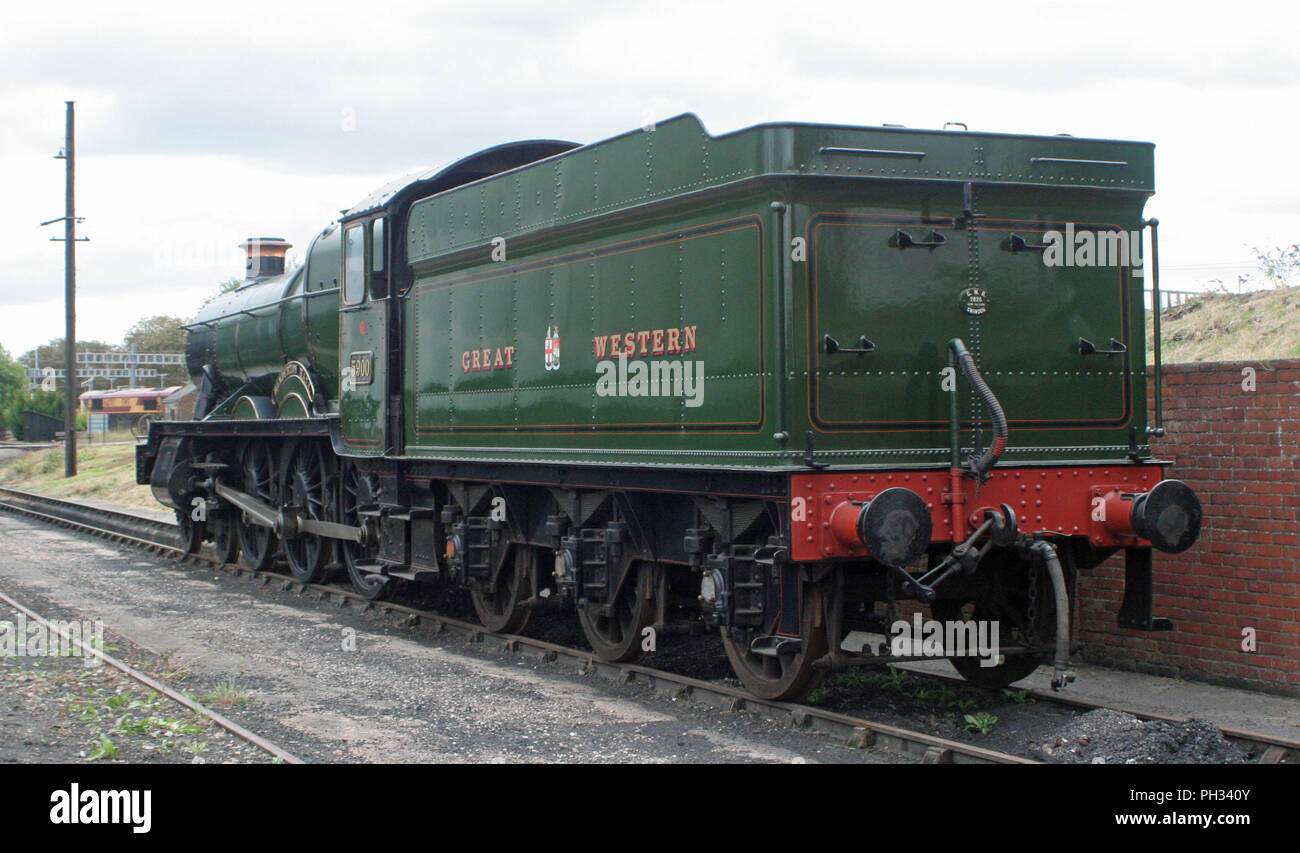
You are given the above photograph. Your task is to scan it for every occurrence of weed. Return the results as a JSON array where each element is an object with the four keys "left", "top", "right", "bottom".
[
  {"left": 198, "top": 678, "right": 250, "bottom": 707},
  {"left": 1002, "top": 688, "right": 1035, "bottom": 704},
  {"left": 879, "top": 666, "right": 911, "bottom": 692},
  {"left": 836, "top": 669, "right": 880, "bottom": 690},
  {"left": 152, "top": 649, "right": 196, "bottom": 681},
  {"left": 963, "top": 712, "right": 998, "bottom": 735},
  {"left": 87, "top": 734, "right": 120, "bottom": 761}
]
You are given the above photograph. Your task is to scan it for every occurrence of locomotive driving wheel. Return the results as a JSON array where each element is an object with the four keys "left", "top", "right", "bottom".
[
  {"left": 210, "top": 509, "right": 240, "bottom": 565},
  {"left": 237, "top": 440, "right": 280, "bottom": 571},
  {"left": 576, "top": 560, "right": 657, "bottom": 663},
  {"left": 282, "top": 440, "right": 333, "bottom": 584},
  {"left": 471, "top": 545, "right": 534, "bottom": 634},
  {"left": 338, "top": 459, "right": 390, "bottom": 601},
  {"left": 175, "top": 507, "right": 202, "bottom": 555},
  {"left": 720, "top": 581, "right": 829, "bottom": 702}
]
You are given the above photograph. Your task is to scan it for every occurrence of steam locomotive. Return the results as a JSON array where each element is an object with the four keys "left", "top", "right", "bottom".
[{"left": 136, "top": 115, "right": 1202, "bottom": 700}]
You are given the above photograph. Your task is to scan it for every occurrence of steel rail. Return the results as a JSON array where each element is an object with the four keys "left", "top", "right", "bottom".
[
  {"left": 0, "top": 487, "right": 1030, "bottom": 765},
  {"left": 904, "top": 666, "right": 1300, "bottom": 765},
  {"left": 9, "top": 485, "right": 1290, "bottom": 764},
  {"left": 0, "top": 584, "right": 302, "bottom": 765}
]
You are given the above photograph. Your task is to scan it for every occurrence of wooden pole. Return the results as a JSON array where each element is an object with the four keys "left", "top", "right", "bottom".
[{"left": 63, "top": 101, "right": 77, "bottom": 477}]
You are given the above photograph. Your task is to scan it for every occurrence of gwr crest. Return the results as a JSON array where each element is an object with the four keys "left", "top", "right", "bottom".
[{"left": 544, "top": 325, "right": 561, "bottom": 371}]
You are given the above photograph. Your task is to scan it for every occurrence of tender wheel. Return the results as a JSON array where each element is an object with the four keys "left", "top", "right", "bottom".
[
  {"left": 338, "top": 460, "right": 390, "bottom": 601},
  {"left": 720, "top": 582, "right": 828, "bottom": 702},
  {"left": 237, "top": 440, "right": 280, "bottom": 571},
  {"left": 576, "top": 560, "right": 657, "bottom": 663},
  {"left": 471, "top": 545, "right": 534, "bottom": 634},
  {"left": 282, "top": 440, "right": 333, "bottom": 584},
  {"left": 210, "top": 509, "right": 240, "bottom": 565},
  {"left": 930, "top": 597, "right": 1048, "bottom": 689}
]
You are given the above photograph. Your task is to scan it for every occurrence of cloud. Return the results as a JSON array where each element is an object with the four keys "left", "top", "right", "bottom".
[{"left": 3, "top": 0, "right": 1299, "bottom": 355}]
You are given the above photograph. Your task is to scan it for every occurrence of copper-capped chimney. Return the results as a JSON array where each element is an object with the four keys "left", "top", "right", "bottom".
[{"left": 240, "top": 237, "right": 292, "bottom": 281}]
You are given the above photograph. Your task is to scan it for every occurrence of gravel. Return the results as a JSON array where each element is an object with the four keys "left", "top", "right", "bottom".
[
  {"left": 1034, "top": 709, "right": 1251, "bottom": 764},
  {"left": 0, "top": 600, "right": 269, "bottom": 764},
  {"left": 0, "top": 513, "right": 904, "bottom": 764}
]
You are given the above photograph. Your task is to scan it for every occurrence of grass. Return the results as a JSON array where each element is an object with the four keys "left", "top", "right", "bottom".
[
  {"left": 197, "top": 677, "right": 251, "bottom": 707},
  {"left": 67, "top": 686, "right": 211, "bottom": 760},
  {"left": 150, "top": 648, "right": 198, "bottom": 682},
  {"left": 1148, "top": 285, "right": 1300, "bottom": 364},
  {"left": 807, "top": 665, "right": 1005, "bottom": 735},
  {"left": 87, "top": 733, "right": 120, "bottom": 761},
  {"left": 0, "top": 433, "right": 162, "bottom": 513}
]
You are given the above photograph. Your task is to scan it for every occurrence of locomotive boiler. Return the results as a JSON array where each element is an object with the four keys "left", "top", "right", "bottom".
[{"left": 137, "top": 115, "right": 1202, "bottom": 700}]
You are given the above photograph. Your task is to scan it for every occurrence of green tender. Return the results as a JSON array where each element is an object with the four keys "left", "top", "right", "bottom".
[{"left": 398, "top": 114, "right": 1154, "bottom": 471}]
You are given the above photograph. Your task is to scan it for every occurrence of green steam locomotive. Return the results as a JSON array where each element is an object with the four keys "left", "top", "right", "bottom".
[{"left": 137, "top": 115, "right": 1202, "bottom": 700}]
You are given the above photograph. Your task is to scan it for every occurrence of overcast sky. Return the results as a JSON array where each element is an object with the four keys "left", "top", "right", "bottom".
[{"left": 3, "top": 0, "right": 1298, "bottom": 359}]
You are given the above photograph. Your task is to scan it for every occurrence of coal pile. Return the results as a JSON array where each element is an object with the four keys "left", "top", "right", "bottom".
[{"left": 1037, "top": 709, "right": 1251, "bottom": 764}]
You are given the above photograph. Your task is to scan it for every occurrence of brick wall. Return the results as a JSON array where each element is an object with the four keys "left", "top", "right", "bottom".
[{"left": 1076, "top": 359, "right": 1300, "bottom": 694}]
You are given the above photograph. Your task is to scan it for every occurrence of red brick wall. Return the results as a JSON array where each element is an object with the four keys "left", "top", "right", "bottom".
[{"left": 1076, "top": 359, "right": 1300, "bottom": 695}]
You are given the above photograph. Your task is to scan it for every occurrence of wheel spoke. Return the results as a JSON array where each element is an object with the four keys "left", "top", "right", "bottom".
[
  {"left": 283, "top": 442, "right": 330, "bottom": 584},
  {"left": 576, "top": 562, "right": 655, "bottom": 663},
  {"left": 341, "top": 463, "right": 389, "bottom": 601},
  {"left": 720, "top": 581, "right": 828, "bottom": 702},
  {"left": 237, "top": 441, "right": 279, "bottom": 572},
  {"left": 470, "top": 545, "right": 533, "bottom": 634}
]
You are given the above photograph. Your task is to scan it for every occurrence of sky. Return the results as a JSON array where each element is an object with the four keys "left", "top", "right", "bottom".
[{"left": 3, "top": 0, "right": 1299, "bottom": 359}]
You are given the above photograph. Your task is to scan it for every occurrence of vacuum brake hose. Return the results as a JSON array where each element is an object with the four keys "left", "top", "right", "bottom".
[
  {"left": 1029, "top": 539, "right": 1075, "bottom": 691},
  {"left": 948, "top": 338, "right": 1007, "bottom": 477}
]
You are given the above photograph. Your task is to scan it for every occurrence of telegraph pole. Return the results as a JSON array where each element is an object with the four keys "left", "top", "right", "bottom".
[
  {"left": 63, "top": 102, "right": 76, "bottom": 477},
  {"left": 41, "top": 101, "right": 88, "bottom": 477}
]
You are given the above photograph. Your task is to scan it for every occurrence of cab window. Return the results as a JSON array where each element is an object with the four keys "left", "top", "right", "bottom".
[
  {"left": 306, "top": 226, "right": 341, "bottom": 292},
  {"left": 343, "top": 224, "right": 365, "bottom": 304},
  {"left": 370, "top": 218, "right": 388, "bottom": 299},
  {"left": 371, "top": 218, "right": 385, "bottom": 272}
]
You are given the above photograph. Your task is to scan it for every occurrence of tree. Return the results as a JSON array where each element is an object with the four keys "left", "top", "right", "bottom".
[
  {"left": 25, "top": 388, "right": 64, "bottom": 418},
  {"left": 0, "top": 344, "right": 30, "bottom": 438},
  {"left": 124, "top": 315, "right": 187, "bottom": 354},
  {"left": 200, "top": 277, "right": 243, "bottom": 308},
  {"left": 18, "top": 338, "right": 116, "bottom": 374},
  {"left": 123, "top": 315, "right": 189, "bottom": 386},
  {"left": 1250, "top": 244, "right": 1300, "bottom": 288},
  {"left": 18, "top": 328, "right": 186, "bottom": 391}
]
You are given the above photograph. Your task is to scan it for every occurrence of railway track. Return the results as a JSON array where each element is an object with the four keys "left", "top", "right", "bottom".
[
  {"left": 2, "top": 484, "right": 1294, "bottom": 765},
  {"left": 0, "top": 585, "right": 302, "bottom": 764}
]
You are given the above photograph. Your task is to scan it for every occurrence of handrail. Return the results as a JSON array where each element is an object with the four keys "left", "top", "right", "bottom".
[{"left": 179, "top": 287, "right": 341, "bottom": 330}]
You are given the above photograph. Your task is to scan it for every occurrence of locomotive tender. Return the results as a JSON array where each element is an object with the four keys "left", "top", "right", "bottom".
[{"left": 137, "top": 115, "right": 1203, "bottom": 700}]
